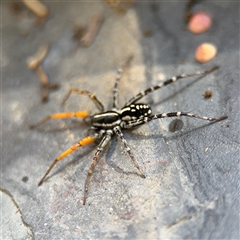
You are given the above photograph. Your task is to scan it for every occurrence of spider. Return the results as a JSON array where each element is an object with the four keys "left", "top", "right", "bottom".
[{"left": 30, "top": 60, "right": 227, "bottom": 205}]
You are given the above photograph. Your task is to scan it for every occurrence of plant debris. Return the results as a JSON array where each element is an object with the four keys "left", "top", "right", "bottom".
[
  {"left": 80, "top": 14, "right": 104, "bottom": 47},
  {"left": 105, "top": 0, "right": 134, "bottom": 13},
  {"left": 22, "top": 0, "right": 48, "bottom": 18},
  {"left": 203, "top": 90, "right": 212, "bottom": 99},
  {"left": 26, "top": 44, "right": 59, "bottom": 102}
]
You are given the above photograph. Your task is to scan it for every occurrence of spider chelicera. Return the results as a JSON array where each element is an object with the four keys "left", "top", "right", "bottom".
[{"left": 30, "top": 59, "right": 227, "bottom": 205}]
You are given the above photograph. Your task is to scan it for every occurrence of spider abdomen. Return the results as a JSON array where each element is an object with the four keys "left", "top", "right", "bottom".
[{"left": 120, "top": 104, "right": 152, "bottom": 121}]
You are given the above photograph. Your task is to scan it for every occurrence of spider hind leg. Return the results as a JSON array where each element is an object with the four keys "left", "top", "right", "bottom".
[
  {"left": 83, "top": 130, "right": 113, "bottom": 205},
  {"left": 38, "top": 136, "right": 95, "bottom": 186}
]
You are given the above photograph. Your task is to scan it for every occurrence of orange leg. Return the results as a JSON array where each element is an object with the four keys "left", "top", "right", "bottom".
[
  {"left": 61, "top": 89, "right": 104, "bottom": 112},
  {"left": 29, "top": 111, "right": 89, "bottom": 128},
  {"left": 38, "top": 136, "right": 95, "bottom": 186}
]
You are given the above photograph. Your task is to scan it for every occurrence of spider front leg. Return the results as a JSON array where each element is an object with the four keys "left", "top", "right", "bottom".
[
  {"left": 113, "top": 126, "right": 146, "bottom": 178},
  {"left": 83, "top": 130, "right": 113, "bottom": 205},
  {"left": 38, "top": 136, "right": 95, "bottom": 186},
  {"left": 121, "top": 111, "right": 227, "bottom": 129},
  {"left": 112, "top": 56, "right": 133, "bottom": 109},
  {"left": 29, "top": 111, "right": 89, "bottom": 128},
  {"left": 125, "top": 66, "right": 219, "bottom": 106},
  {"left": 148, "top": 112, "right": 228, "bottom": 122},
  {"left": 61, "top": 89, "right": 104, "bottom": 112}
]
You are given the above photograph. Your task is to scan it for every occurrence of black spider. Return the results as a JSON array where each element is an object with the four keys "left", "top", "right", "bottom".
[{"left": 30, "top": 60, "right": 227, "bottom": 205}]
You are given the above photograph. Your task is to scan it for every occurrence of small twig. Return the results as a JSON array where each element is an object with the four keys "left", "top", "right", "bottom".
[
  {"left": 81, "top": 14, "right": 104, "bottom": 47},
  {"left": 22, "top": 0, "right": 48, "bottom": 18},
  {"left": 26, "top": 44, "right": 49, "bottom": 70},
  {"left": 36, "top": 65, "right": 49, "bottom": 87},
  {"left": 26, "top": 44, "right": 59, "bottom": 102}
]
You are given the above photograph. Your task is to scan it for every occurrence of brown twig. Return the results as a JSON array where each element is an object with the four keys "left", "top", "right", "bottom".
[
  {"left": 26, "top": 44, "right": 49, "bottom": 70},
  {"left": 26, "top": 44, "right": 59, "bottom": 102},
  {"left": 22, "top": 0, "right": 48, "bottom": 18},
  {"left": 81, "top": 14, "right": 104, "bottom": 47}
]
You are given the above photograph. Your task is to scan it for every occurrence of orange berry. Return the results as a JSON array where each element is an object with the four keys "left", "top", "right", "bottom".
[{"left": 195, "top": 43, "right": 217, "bottom": 63}]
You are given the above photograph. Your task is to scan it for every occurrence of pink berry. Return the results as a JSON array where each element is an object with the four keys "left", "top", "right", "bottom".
[{"left": 188, "top": 12, "right": 212, "bottom": 34}]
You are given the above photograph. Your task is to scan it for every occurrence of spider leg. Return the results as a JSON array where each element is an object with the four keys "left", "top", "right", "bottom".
[
  {"left": 29, "top": 111, "right": 89, "bottom": 128},
  {"left": 61, "top": 89, "right": 104, "bottom": 112},
  {"left": 125, "top": 66, "right": 219, "bottom": 106},
  {"left": 113, "top": 126, "right": 146, "bottom": 178},
  {"left": 121, "top": 112, "right": 228, "bottom": 129},
  {"left": 38, "top": 136, "right": 96, "bottom": 186},
  {"left": 112, "top": 56, "right": 133, "bottom": 109},
  {"left": 83, "top": 130, "right": 113, "bottom": 205}
]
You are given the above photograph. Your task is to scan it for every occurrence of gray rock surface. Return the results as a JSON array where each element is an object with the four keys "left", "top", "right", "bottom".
[{"left": 2, "top": 1, "right": 239, "bottom": 239}]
